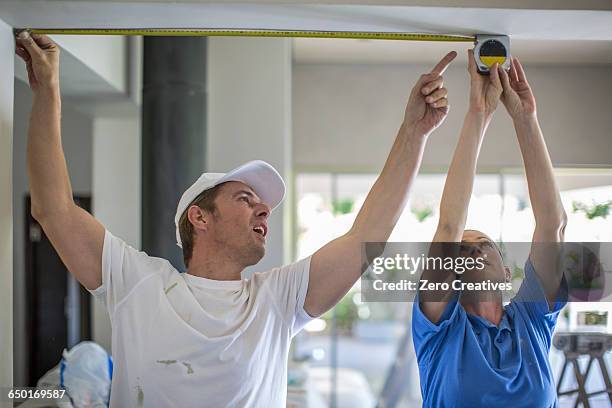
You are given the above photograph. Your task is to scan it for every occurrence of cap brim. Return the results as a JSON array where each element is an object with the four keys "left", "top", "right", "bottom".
[{"left": 217, "top": 160, "right": 285, "bottom": 210}]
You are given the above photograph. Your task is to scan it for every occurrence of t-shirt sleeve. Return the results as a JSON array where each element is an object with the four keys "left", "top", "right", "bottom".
[
  {"left": 510, "top": 258, "right": 568, "bottom": 346},
  {"left": 412, "top": 290, "right": 462, "bottom": 364},
  {"left": 261, "top": 256, "right": 313, "bottom": 337},
  {"left": 513, "top": 259, "right": 568, "bottom": 320},
  {"left": 88, "top": 230, "right": 164, "bottom": 319}
]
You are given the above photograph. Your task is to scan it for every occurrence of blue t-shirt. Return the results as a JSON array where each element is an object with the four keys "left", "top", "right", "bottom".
[{"left": 412, "top": 259, "right": 567, "bottom": 408}]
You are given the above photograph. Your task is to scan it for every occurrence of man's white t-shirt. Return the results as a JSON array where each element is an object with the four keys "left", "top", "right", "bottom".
[{"left": 90, "top": 230, "right": 313, "bottom": 407}]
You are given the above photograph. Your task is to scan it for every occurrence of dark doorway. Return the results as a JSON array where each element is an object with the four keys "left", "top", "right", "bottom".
[{"left": 24, "top": 196, "right": 92, "bottom": 386}]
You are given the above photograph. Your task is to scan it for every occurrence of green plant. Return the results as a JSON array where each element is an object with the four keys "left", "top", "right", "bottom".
[
  {"left": 516, "top": 198, "right": 528, "bottom": 211},
  {"left": 411, "top": 206, "right": 433, "bottom": 223},
  {"left": 565, "top": 248, "right": 603, "bottom": 290},
  {"left": 562, "top": 307, "right": 570, "bottom": 321},
  {"left": 582, "top": 311, "right": 607, "bottom": 326},
  {"left": 572, "top": 200, "right": 612, "bottom": 220},
  {"left": 511, "top": 263, "right": 524, "bottom": 281},
  {"left": 322, "top": 294, "right": 358, "bottom": 334},
  {"left": 332, "top": 198, "right": 355, "bottom": 215}
]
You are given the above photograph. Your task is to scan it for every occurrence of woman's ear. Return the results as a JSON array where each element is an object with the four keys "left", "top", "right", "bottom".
[
  {"left": 187, "top": 205, "right": 208, "bottom": 232},
  {"left": 504, "top": 266, "right": 512, "bottom": 283}
]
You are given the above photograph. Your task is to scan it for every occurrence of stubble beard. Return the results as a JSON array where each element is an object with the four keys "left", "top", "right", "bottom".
[{"left": 216, "top": 231, "right": 265, "bottom": 267}]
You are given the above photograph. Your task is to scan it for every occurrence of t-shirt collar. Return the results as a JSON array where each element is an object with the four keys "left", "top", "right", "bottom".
[
  {"left": 468, "top": 310, "right": 512, "bottom": 332},
  {"left": 182, "top": 272, "right": 244, "bottom": 290}
]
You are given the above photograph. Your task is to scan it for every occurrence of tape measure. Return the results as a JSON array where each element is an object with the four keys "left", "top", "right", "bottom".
[
  {"left": 473, "top": 35, "right": 511, "bottom": 74},
  {"left": 19, "top": 29, "right": 511, "bottom": 74},
  {"left": 20, "top": 28, "right": 475, "bottom": 42}
]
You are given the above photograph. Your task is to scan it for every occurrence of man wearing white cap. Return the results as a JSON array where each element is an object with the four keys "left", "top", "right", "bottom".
[{"left": 17, "top": 31, "right": 456, "bottom": 407}]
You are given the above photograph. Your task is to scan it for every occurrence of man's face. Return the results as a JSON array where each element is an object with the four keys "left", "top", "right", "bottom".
[
  {"left": 460, "top": 230, "right": 507, "bottom": 284},
  {"left": 205, "top": 181, "right": 271, "bottom": 266}
]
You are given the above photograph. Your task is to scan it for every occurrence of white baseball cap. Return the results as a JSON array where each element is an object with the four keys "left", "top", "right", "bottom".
[{"left": 174, "top": 160, "right": 285, "bottom": 248}]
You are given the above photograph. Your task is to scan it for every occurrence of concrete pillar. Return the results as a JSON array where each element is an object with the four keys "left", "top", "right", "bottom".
[
  {"left": 207, "top": 37, "right": 292, "bottom": 275},
  {"left": 92, "top": 116, "right": 142, "bottom": 353},
  {"left": 0, "top": 18, "right": 14, "bottom": 387},
  {"left": 141, "top": 37, "right": 207, "bottom": 270}
]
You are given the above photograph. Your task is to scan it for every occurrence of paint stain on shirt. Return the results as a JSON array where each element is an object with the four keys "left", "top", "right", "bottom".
[
  {"left": 156, "top": 359, "right": 177, "bottom": 365},
  {"left": 136, "top": 385, "right": 144, "bottom": 406},
  {"left": 182, "top": 361, "right": 194, "bottom": 374},
  {"left": 164, "top": 282, "right": 178, "bottom": 294}
]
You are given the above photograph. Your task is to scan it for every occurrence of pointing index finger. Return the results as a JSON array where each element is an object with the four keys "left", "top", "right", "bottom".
[{"left": 430, "top": 51, "right": 457, "bottom": 76}]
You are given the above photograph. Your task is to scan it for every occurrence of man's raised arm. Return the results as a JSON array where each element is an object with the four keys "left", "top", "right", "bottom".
[
  {"left": 303, "top": 52, "right": 457, "bottom": 317},
  {"left": 16, "top": 32, "right": 105, "bottom": 290},
  {"left": 499, "top": 58, "right": 567, "bottom": 308},
  {"left": 419, "top": 50, "right": 503, "bottom": 323}
]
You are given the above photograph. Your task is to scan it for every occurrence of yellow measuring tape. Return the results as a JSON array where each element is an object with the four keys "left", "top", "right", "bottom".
[{"left": 24, "top": 28, "right": 475, "bottom": 42}]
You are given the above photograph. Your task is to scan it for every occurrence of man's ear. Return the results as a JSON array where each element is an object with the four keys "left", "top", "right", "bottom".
[
  {"left": 187, "top": 205, "right": 209, "bottom": 232},
  {"left": 504, "top": 266, "right": 512, "bottom": 283}
]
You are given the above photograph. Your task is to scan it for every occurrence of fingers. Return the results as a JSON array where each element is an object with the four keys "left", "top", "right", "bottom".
[
  {"left": 425, "top": 87, "right": 448, "bottom": 105},
  {"left": 421, "top": 76, "right": 443, "bottom": 95},
  {"left": 430, "top": 51, "right": 457, "bottom": 76},
  {"left": 499, "top": 63, "right": 512, "bottom": 91},
  {"left": 512, "top": 57, "right": 528, "bottom": 83},
  {"left": 30, "top": 33, "right": 58, "bottom": 51},
  {"left": 414, "top": 50, "right": 455, "bottom": 90},
  {"left": 509, "top": 58, "right": 519, "bottom": 83},
  {"left": 467, "top": 49, "right": 478, "bottom": 77},
  {"left": 16, "top": 31, "right": 42, "bottom": 58},
  {"left": 15, "top": 45, "right": 30, "bottom": 63},
  {"left": 419, "top": 74, "right": 448, "bottom": 109},
  {"left": 430, "top": 98, "right": 448, "bottom": 109},
  {"left": 489, "top": 62, "right": 502, "bottom": 89},
  {"left": 408, "top": 51, "right": 454, "bottom": 114}
]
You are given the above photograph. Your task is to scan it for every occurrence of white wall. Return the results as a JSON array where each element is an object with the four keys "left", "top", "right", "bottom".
[
  {"left": 207, "top": 37, "right": 293, "bottom": 272},
  {"left": 293, "top": 63, "right": 612, "bottom": 172},
  {"left": 91, "top": 116, "right": 142, "bottom": 353},
  {"left": 12, "top": 79, "right": 94, "bottom": 386},
  {"left": 0, "top": 17, "right": 15, "bottom": 389},
  {"left": 53, "top": 35, "right": 127, "bottom": 93},
  {"left": 13, "top": 36, "right": 129, "bottom": 99}
]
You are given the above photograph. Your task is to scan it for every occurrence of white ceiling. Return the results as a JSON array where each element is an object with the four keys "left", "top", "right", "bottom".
[
  {"left": 2, "top": 1, "right": 612, "bottom": 40},
  {"left": 2, "top": 1, "right": 612, "bottom": 65},
  {"left": 33, "top": 0, "right": 612, "bottom": 11},
  {"left": 3, "top": 1, "right": 612, "bottom": 66},
  {"left": 292, "top": 38, "right": 612, "bottom": 65}
]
